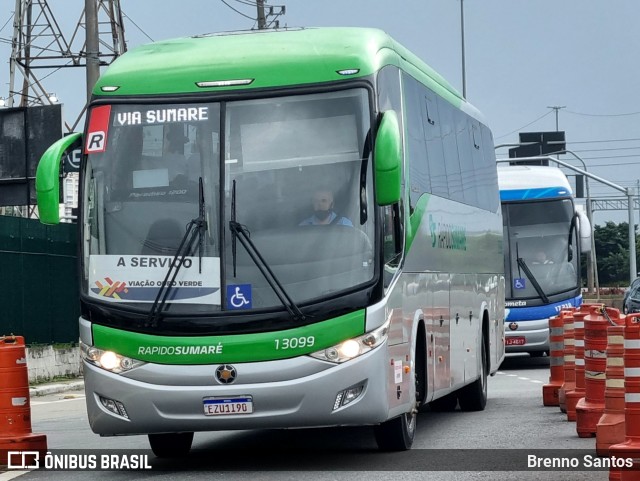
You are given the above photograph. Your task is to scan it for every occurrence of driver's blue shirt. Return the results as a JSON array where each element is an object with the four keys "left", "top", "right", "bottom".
[{"left": 299, "top": 212, "right": 353, "bottom": 226}]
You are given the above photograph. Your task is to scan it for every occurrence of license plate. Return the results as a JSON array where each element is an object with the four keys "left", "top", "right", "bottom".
[
  {"left": 203, "top": 396, "right": 253, "bottom": 416},
  {"left": 506, "top": 336, "right": 526, "bottom": 346}
]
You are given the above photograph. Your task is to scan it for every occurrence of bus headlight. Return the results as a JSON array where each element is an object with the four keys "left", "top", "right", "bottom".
[
  {"left": 80, "top": 341, "right": 145, "bottom": 373},
  {"left": 309, "top": 320, "right": 390, "bottom": 363}
]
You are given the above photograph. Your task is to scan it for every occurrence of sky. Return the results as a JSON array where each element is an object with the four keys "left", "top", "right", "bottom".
[{"left": 1, "top": 0, "right": 640, "bottom": 227}]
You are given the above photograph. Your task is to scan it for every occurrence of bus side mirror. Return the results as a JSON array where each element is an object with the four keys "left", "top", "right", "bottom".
[
  {"left": 576, "top": 209, "right": 592, "bottom": 253},
  {"left": 374, "top": 111, "right": 402, "bottom": 206},
  {"left": 36, "top": 133, "right": 83, "bottom": 225}
]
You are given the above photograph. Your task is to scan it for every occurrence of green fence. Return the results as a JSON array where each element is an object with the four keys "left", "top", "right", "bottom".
[{"left": 0, "top": 216, "right": 79, "bottom": 344}]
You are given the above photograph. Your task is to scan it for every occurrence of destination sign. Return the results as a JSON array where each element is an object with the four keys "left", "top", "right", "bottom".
[{"left": 114, "top": 106, "right": 209, "bottom": 126}]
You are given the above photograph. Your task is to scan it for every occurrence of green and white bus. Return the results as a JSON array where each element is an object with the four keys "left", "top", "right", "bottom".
[{"left": 36, "top": 27, "right": 505, "bottom": 454}]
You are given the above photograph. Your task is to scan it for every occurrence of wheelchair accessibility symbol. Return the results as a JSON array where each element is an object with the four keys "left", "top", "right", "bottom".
[
  {"left": 514, "top": 278, "right": 526, "bottom": 290},
  {"left": 227, "top": 284, "right": 252, "bottom": 309}
]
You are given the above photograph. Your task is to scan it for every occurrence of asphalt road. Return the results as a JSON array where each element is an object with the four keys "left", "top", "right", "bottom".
[{"left": 0, "top": 354, "right": 619, "bottom": 480}]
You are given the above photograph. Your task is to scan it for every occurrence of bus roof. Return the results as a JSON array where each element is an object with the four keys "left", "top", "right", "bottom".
[
  {"left": 94, "top": 27, "right": 465, "bottom": 107},
  {"left": 497, "top": 165, "right": 574, "bottom": 201}
]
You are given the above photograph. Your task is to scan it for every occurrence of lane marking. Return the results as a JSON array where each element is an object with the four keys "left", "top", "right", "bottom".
[
  {"left": 0, "top": 471, "right": 31, "bottom": 480},
  {"left": 496, "top": 371, "right": 546, "bottom": 385}
]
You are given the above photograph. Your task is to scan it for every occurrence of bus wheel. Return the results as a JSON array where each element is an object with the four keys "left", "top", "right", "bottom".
[
  {"left": 427, "top": 391, "right": 458, "bottom": 412},
  {"left": 148, "top": 432, "right": 194, "bottom": 458},
  {"left": 458, "top": 333, "right": 488, "bottom": 412},
  {"left": 374, "top": 410, "right": 416, "bottom": 451}
]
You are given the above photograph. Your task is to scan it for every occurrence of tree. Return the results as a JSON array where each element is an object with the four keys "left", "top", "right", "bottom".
[{"left": 585, "top": 221, "right": 639, "bottom": 286}]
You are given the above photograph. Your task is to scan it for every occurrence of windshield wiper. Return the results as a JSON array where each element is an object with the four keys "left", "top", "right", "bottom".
[
  {"left": 516, "top": 257, "right": 550, "bottom": 304},
  {"left": 197, "top": 177, "right": 207, "bottom": 272},
  {"left": 146, "top": 178, "right": 207, "bottom": 327},
  {"left": 229, "top": 180, "right": 305, "bottom": 322}
]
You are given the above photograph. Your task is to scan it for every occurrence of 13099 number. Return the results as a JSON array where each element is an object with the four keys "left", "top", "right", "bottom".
[{"left": 274, "top": 336, "right": 315, "bottom": 350}]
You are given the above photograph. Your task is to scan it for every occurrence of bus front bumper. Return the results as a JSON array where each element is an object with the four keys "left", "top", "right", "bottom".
[
  {"left": 504, "top": 318, "right": 549, "bottom": 353},
  {"left": 83, "top": 345, "right": 392, "bottom": 436}
]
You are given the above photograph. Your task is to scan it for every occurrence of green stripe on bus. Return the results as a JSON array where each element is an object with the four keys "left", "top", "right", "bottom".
[{"left": 92, "top": 310, "right": 366, "bottom": 364}]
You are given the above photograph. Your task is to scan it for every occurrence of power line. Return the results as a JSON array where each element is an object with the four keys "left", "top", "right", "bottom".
[
  {"left": 219, "top": 0, "right": 286, "bottom": 29},
  {"left": 501, "top": 151, "right": 637, "bottom": 163},
  {"left": 494, "top": 110, "right": 553, "bottom": 140},
  {"left": 565, "top": 146, "right": 640, "bottom": 154},
  {"left": 567, "top": 154, "right": 640, "bottom": 161},
  {"left": 591, "top": 181, "right": 639, "bottom": 187},
  {"left": 565, "top": 109, "right": 640, "bottom": 118},
  {"left": 0, "top": 14, "right": 12, "bottom": 34},
  {"left": 121, "top": 12, "right": 154, "bottom": 42},
  {"left": 574, "top": 160, "right": 639, "bottom": 166},
  {"left": 233, "top": 0, "right": 260, "bottom": 7},
  {"left": 567, "top": 137, "right": 640, "bottom": 145},
  {"left": 495, "top": 152, "right": 640, "bottom": 165},
  {"left": 220, "top": 0, "right": 257, "bottom": 21}
]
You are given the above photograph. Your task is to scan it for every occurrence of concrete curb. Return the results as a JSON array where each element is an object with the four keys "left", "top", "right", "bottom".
[{"left": 29, "top": 379, "right": 85, "bottom": 397}]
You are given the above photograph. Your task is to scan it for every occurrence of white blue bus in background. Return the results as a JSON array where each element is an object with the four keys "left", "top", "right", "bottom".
[{"left": 497, "top": 163, "right": 591, "bottom": 356}]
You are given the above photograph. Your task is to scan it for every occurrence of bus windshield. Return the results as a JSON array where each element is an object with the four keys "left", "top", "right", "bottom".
[
  {"left": 82, "top": 88, "right": 375, "bottom": 316},
  {"left": 503, "top": 198, "right": 578, "bottom": 300}
]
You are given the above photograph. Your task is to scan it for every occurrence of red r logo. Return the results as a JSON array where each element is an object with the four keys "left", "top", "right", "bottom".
[{"left": 86, "top": 131, "right": 106, "bottom": 152}]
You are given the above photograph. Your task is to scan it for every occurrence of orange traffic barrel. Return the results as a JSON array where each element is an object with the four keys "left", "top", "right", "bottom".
[
  {"left": 608, "top": 313, "right": 640, "bottom": 480},
  {"left": 566, "top": 307, "right": 591, "bottom": 422},
  {"left": 0, "top": 335, "right": 47, "bottom": 466},
  {"left": 559, "top": 310, "right": 576, "bottom": 414},
  {"left": 577, "top": 306, "right": 620, "bottom": 437},
  {"left": 543, "top": 310, "right": 570, "bottom": 406},
  {"left": 596, "top": 311, "right": 626, "bottom": 456}
]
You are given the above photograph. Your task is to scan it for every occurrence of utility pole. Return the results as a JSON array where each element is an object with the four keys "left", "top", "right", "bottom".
[
  {"left": 629, "top": 187, "right": 637, "bottom": 281},
  {"left": 637, "top": 179, "right": 640, "bottom": 277},
  {"left": 253, "top": 1, "right": 285, "bottom": 30},
  {"left": 256, "top": 0, "right": 267, "bottom": 30},
  {"left": 547, "top": 105, "right": 566, "bottom": 131},
  {"left": 460, "top": 0, "right": 466, "bottom": 98},
  {"left": 85, "top": 0, "right": 100, "bottom": 103}
]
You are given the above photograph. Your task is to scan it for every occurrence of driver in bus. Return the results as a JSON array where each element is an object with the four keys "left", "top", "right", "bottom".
[
  {"left": 532, "top": 250, "right": 554, "bottom": 265},
  {"left": 299, "top": 187, "right": 353, "bottom": 226}
]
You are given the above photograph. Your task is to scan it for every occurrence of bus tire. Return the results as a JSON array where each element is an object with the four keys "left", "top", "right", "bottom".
[
  {"left": 374, "top": 411, "right": 416, "bottom": 451},
  {"left": 148, "top": 432, "right": 194, "bottom": 458},
  {"left": 415, "top": 324, "right": 427, "bottom": 409},
  {"left": 427, "top": 391, "right": 458, "bottom": 412},
  {"left": 458, "top": 332, "right": 488, "bottom": 412}
]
